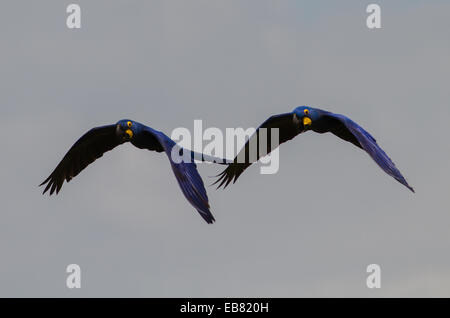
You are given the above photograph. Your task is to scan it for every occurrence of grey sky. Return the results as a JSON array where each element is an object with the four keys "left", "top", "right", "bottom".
[{"left": 0, "top": 1, "right": 449, "bottom": 297}]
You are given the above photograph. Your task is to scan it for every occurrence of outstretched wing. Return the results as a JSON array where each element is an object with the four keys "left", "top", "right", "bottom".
[
  {"left": 214, "top": 112, "right": 302, "bottom": 189},
  {"left": 322, "top": 112, "right": 414, "bottom": 192},
  {"left": 134, "top": 127, "right": 216, "bottom": 224},
  {"left": 40, "top": 125, "right": 122, "bottom": 195}
]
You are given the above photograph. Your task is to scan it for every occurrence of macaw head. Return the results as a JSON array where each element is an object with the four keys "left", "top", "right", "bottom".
[
  {"left": 293, "top": 106, "right": 319, "bottom": 132},
  {"left": 116, "top": 119, "right": 137, "bottom": 141}
]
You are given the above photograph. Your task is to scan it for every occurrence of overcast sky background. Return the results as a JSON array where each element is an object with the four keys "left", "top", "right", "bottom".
[{"left": 0, "top": 1, "right": 449, "bottom": 297}]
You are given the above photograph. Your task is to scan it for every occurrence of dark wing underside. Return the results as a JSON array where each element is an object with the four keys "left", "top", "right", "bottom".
[
  {"left": 215, "top": 112, "right": 302, "bottom": 189},
  {"left": 136, "top": 127, "right": 216, "bottom": 224},
  {"left": 314, "top": 113, "right": 362, "bottom": 149},
  {"left": 40, "top": 125, "right": 122, "bottom": 195},
  {"left": 321, "top": 112, "right": 414, "bottom": 192}
]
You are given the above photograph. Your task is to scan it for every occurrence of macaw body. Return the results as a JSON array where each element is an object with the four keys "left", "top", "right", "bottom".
[
  {"left": 41, "top": 119, "right": 227, "bottom": 224},
  {"left": 215, "top": 106, "right": 414, "bottom": 192}
]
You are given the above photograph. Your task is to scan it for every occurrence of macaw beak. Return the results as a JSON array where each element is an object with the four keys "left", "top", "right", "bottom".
[
  {"left": 303, "top": 117, "right": 312, "bottom": 129},
  {"left": 125, "top": 129, "right": 133, "bottom": 139}
]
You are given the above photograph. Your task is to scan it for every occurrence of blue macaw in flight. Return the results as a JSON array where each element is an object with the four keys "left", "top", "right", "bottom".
[
  {"left": 40, "top": 119, "right": 227, "bottom": 224},
  {"left": 215, "top": 106, "right": 414, "bottom": 192}
]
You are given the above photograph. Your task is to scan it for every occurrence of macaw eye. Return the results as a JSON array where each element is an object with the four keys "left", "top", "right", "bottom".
[
  {"left": 127, "top": 121, "right": 132, "bottom": 127},
  {"left": 304, "top": 109, "right": 309, "bottom": 115}
]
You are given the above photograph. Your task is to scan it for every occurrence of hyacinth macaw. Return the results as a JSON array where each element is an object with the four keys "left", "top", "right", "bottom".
[
  {"left": 40, "top": 119, "right": 227, "bottom": 224},
  {"left": 215, "top": 106, "right": 414, "bottom": 192}
]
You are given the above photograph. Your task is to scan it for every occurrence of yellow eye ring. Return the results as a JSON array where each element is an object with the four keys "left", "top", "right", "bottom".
[
  {"left": 304, "top": 109, "right": 309, "bottom": 115},
  {"left": 127, "top": 121, "right": 132, "bottom": 127}
]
